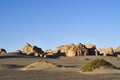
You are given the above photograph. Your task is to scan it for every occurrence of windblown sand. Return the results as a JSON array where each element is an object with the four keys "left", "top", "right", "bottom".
[{"left": 0, "top": 53, "right": 120, "bottom": 80}]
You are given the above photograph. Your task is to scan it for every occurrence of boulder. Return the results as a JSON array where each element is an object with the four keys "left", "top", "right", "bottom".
[
  {"left": 114, "top": 46, "right": 120, "bottom": 56},
  {"left": 34, "top": 53, "right": 39, "bottom": 57},
  {"left": 43, "top": 49, "right": 55, "bottom": 58},
  {"left": 16, "top": 50, "right": 22, "bottom": 53},
  {"left": 114, "top": 46, "right": 120, "bottom": 52},
  {"left": 75, "top": 43, "right": 88, "bottom": 56},
  {"left": 22, "top": 43, "right": 32, "bottom": 54},
  {"left": 0, "top": 48, "right": 7, "bottom": 54},
  {"left": 98, "top": 47, "right": 114, "bottom": 56},
  {"left": 85, "top": 44, "right": 97, "bottom": 55},
  {"left": 22, "top": 43, "right": 44, "bottom": 56},
  {"left": 66, "top": 46, "right": 76, "bottom": 57},
  {"left": 53, "top": 44, "right": 75, "bottom": 56}
]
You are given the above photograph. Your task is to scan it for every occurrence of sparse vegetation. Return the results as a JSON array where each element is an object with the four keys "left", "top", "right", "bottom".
[{"left": 80, "top": 59, "right": 116, "bottom": 72}]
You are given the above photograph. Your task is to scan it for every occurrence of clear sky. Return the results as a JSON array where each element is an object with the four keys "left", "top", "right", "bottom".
[{"left": 0, "top": 0, "right": 120, "bottom": 52}]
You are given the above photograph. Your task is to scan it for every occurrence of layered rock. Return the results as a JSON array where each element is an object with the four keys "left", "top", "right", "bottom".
[
  {"left": 0, "top": 48, "right": 7, "bottom": 54},
  {"left": 22, "top": 43, "right": 44, "bottom": 56}
]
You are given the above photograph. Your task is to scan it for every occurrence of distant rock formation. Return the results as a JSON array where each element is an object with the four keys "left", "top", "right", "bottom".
[
  {"left": 114, "top": 46, "right": 120, "bottom": 53},
  {"left": 53, "top": 43, "right": 88, "bottom": 57},
  {"left": 22, "top": 43, "right": 44, "bottom": 56},
  {"left": 75, "top": 43, "right": 88, "bottom": 56},
  {"left": 85, "top": 44, "right": 98, "bottom": 55},
  {"left": 0, "top": 48, "right": 7, "bottom": 54},
  {"left": 43, "top": 49, "right": 55, "bottom": 58},
  {"left": 66, "top": 46, "right": 76, "bottom": 57},
  {"left": 16, "top": 50, "right": 22, "bottom": 53},
  {"left": 97, "top": 47, "right": 114, "bottom": 56},
  {"left": 114, "top": 46, "right": 120, "bottom": 56},
  {"left": 1, "top": 42, "right": 120, "bottom": 58}
]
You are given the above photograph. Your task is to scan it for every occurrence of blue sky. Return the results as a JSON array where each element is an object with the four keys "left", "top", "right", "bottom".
[{"left": 0, "top": 0, "right": 120, "bottom": 52}]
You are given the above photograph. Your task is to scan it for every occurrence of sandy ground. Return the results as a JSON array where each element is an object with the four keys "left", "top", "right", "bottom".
[{"left": 0, "top": 52, "right": 120, "bottom": 80}]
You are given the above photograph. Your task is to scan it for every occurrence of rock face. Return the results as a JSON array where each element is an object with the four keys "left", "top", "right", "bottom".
[
  {"left": 75, "top": 43, "right": 88, "bottom": 56},
  {"left": 66, "top": 46, "right": 76, "bottom": 57},
  {"left": 114, "top": 46, "right": 120, "bottom": 56},
  {"left": 43, "top": 49, "right": 55, "bottom": 58},
  {"left": 98, "top": 47, "right": 114, "bottom": 56},
  {"left": 0, "top": 48, "right": 7, "bottom": 54},
  {"left": 85, "top": 44, "right": 98, "bottom": 55},
  {"left": 22, "top": 43, "right": 44, "bottom": 56},
  {"left": 114, "top": 46, "right": 120, "bottom": 53},
  {"left": 53, "top": 43, "right": 88, "bottom": 57}
]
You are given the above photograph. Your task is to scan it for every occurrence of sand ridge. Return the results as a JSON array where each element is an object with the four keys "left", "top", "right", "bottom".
[{"left": 21, "top": 60, "right": 58, "bottom": 71}]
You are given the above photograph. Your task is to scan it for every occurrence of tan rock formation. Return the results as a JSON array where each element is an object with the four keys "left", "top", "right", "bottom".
[
  {"left": 22, "top": 43, "right": 43, "bottom": 56},
  {"left": 22, "top": 43, "right": 32, "bottom": 54},
  {"left": 43, "top": 49, "right": 55, "bottom": 58},
  {"left": 98, "top": 47, "right": 114, "bottom": 56},
  {"left": 0, "top": 48, "right": 7, "bottom": 54},
  {"left": 16, "top": 50, "right": 22, "bottom": 53},
  {"left": 75, "top": 43, "right": 88, "bottom": 56},
  {"left": 66, "top": 46, "right": 76, "bottom": 57},
  {"left": 114, "top": 46, "right": 120, "bottom": 53},
  {"left": 85, "top": 44, "right": 97, "bottom": 55},
  {"left": 114, "top": 46, "right": 120, "bottom": 56},
  {"left": 85, "top": 44, "right": 95, "bottom": 49},
  {"left": 53, "top": 43, "right": 88, "bottom": 57}
]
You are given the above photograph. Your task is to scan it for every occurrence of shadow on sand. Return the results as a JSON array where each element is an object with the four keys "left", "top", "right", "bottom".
[{"left": 0, "top": 52, "right": 40, "bottom": 59}]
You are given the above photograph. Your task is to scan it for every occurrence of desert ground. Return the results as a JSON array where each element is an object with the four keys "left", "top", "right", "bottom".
[{"left": 0, "top": 52, "right": 120, "bottom": 80}]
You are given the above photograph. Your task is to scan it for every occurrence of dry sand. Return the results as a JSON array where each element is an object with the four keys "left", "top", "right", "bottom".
[
  {"left": 79, "top": 68, "right": 120, "bottom": 74},
  {"left": 21, "top": 60, "right": 58, "bottom": 70},
  {"left": 0, "top": 52, "right": 120, "bottom": 80}
]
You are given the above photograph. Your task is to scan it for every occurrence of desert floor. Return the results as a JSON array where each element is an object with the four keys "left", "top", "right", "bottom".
[{"left": 0, "top": 52, "right": 120, "bottom": 80}]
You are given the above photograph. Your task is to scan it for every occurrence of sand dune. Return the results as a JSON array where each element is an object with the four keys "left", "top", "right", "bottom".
[{"left": 21, "top": 60, "right": 58, "bottom": 70}]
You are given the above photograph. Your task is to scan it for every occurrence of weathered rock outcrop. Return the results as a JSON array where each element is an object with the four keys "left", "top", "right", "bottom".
[
  {"left": 66, "top": 46, "right": 77, "bottom": 57},
  {"left": 53, "top": 43, "right": 88, "bottom": 57},
  {"left": 85, "top": 44, "right": 98, "bottom": 55},
  {"left": 43, "top": 49, "right": 55, "bottom": 58},
  {"left": 75, "top": 43, "right": 88, "bottom": 56},
  {"left": 98, "top": 47, "right": 114, "bottom": 56},
  {"left": 0, "top": 48, "right": 7, "bottom": 54},
  {"left": 22, "top": 43, "right": 44, "bottom": 56},
  {"left": 114, "top": 46, "right": 120, "bottom": 56},
  {"left": 114, "top": 46, "right": 120, "bottom": 53}
]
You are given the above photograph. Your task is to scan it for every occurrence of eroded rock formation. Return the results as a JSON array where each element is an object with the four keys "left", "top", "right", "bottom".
[
  {"left": 0, "top": 48, "right": 7, "bottom": 54},
  {"left": 98, "top": 47, "right": 114, "bottom": 56},
  {"left": 85, "top": 44, "right": 98, "bottom": 55},
  {"left": 53, "top": 43, "right": 88, "bottom": 57},
  {"left": 22, "top": 43, "right": 44, "bottom": 56}
]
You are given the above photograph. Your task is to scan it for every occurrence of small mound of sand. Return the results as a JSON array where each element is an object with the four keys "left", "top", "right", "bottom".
[
  {"left": 80, "top": 68, "right": 120, "bottom": 74},
  {"left": 21, "top": 60, "right": 58, "bottom": 70},
  {"left": 79, "top": 59, "right": 120, "bottom": 74}
]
